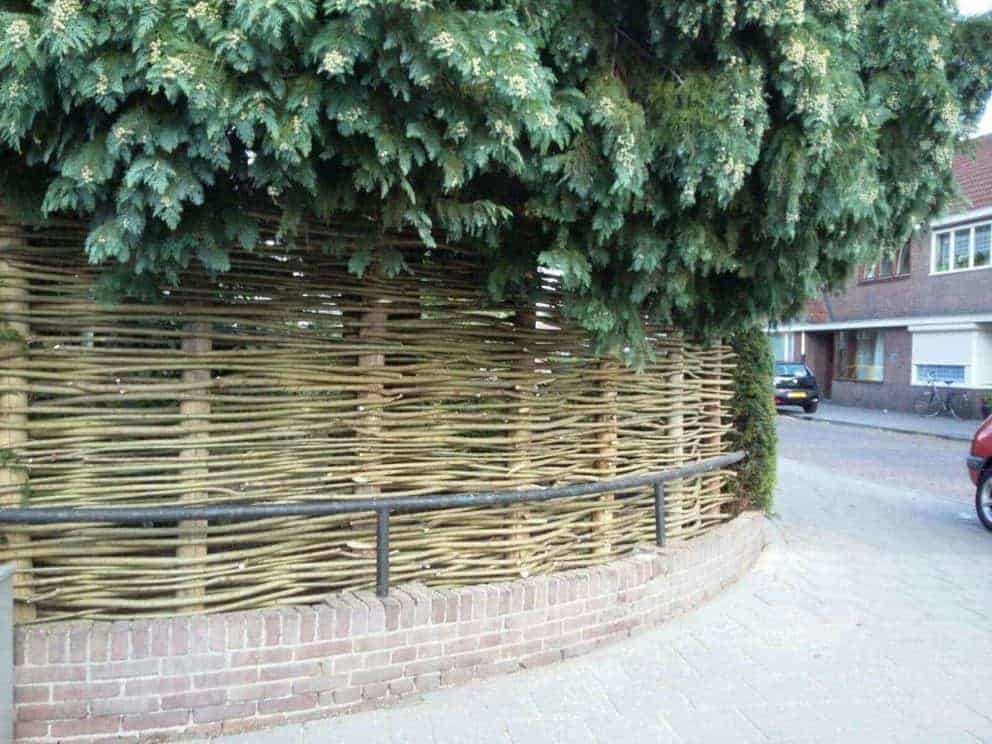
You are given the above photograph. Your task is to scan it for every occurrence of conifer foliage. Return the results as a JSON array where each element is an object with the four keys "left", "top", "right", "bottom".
[{"left": 1, "top": 1, "right": 991, "bottom": 357}]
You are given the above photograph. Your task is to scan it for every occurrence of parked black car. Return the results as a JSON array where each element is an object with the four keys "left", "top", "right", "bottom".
[{"left": 774, "top": 362, "right": 820, "bottom": 414}]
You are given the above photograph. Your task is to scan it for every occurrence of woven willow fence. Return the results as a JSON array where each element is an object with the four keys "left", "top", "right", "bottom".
[{"left": 0, "top": 211, "right": 738, "bottom": 622}]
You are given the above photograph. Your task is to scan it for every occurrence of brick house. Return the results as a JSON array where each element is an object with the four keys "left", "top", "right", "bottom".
[{"left": 770, "top": 133, "right": 992, "bottom": 418}]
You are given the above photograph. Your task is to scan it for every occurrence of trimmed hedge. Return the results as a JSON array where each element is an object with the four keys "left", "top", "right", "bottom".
[{"left": 729, "top": 327, "right": 778, "bottom": 511}]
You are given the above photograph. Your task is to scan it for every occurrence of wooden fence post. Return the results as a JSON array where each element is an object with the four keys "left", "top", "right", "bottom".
[
  {"left": 594, "top": 360, "right": 618, "bottom": 556},
  {"left": 666, "top": 339, "right": 686, "bottom": 542},
  {"left": 356, "top": 295, "right": 387, "bottom": 498},
  {"left": 178, "top": 321, "right": 211, "bottom": 613},
  {"left": 0, "top": 254, "right": 36, "bottom": 621},
  {"left": 509, "top": 309, "right": 536, "bottom": 576}
]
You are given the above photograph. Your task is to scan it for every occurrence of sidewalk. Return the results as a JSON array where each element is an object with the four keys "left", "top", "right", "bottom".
[
  {"left": 785, "top": 400, "right": 980, "bottom": 441},
  {"left": 203, "top": 457, "right": 992, "bottom": 743}
]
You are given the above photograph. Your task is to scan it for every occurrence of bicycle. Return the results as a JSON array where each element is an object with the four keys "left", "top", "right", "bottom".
[{"left": 913, "top": 374, "right": 969, "bottom": 419}]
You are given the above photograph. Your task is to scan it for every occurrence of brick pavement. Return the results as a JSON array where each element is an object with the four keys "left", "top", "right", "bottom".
[{"left": 207, "top": 455, "right": 992, "bottom": 743}]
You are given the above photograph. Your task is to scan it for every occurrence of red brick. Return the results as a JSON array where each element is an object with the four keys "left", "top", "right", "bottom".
[
  {"left": 361, "top": 682, "right": 389, "bottom": 701},
  {"left": 292, "top": 674, "right": 348, "bottom": 694},
  {"left": 90, "top": 659, "right": 159, "bottom": 679},
  {"left": 331, "top": 686, "right": 362, "bottom": 705},
  {"left": 417, "top": 641, "right": 444, "bottom": 659},
  {"left": 14, "top": 721, "right": 49, "bottom": 739},
  {"left": 68, "top": 625, "right": 89, "bottom": 664},
  {"left": 452, "top": 650, "right": 496, "bottom": 669},
  {"left": 52, "top": 681, "right": 120, "bottom": 702},
  {"left": 332, "top": 654, "right": 363, "bottom": 675},
  {"left": 229, "top": 681, "right": 292, "bottom": 702},
  {"left": 171, "top": 619, "right": 190, "bottom": 656},
  {"left": 150, "top": 620, "right": 170, "bottom": 657},
  {"left": 131, "top": 622, "right": 150, "bottom": 659},
  {"left": 186, "top": 615, "right": 208, "bottom": 654},
  {"left": 193, "top": 668, "right": 258, "bottom": 689},
  {"left": 388, "top": 678, "right": 415, "bottom": 696},
  {"left": 350, "top": 665, "right": 405, "bottom": 686},
  {"left": 209, "top": 615, "right": 227, "bottom": 652},
  {"left": 443, "top": 637, "right": 478, "bottom": 655},
  {"left": 193, "top": 702, "right": 256, "bottom": 724},
  {"left": 264, "top": 611, "right": 281, "bottom": 646},
  {"left": 14, "top": 685, "right": 50, "bottom": 704},
  {"left": 257, "top": 693, "right": 316, "bottom": 715},
  {"left": 162, "top": 654, "right": 225, "bottom": 675},
  {"left": 25, "top": 631, "right": 48, "bottom": 666},
  {"left": 109, "top": 626, "right": 129, "bottom": 661},
  {"left": 431, "top": 595, "right": 447, "bottom": 624},
  {"left": 15, "top": 665, "right": 85, "bottom": 684},
  {"left": 161, "top": 689, "right": 226, "bottom": 710},
  {"left": 50, "top": 715, "right": 120, "bottom": 738},
  {"left": 91, "top": 695, "right": 159, "bottom": 716},
  {"left": 358, "top": 593, "right": 386, "bottom": 633},
  {"left": 245, "top": 613, "right": 264, "bottom": 648},
  {"left": 230, "top": 647, "right": 293, "bottom": 667},
  {"left": 226, "top": 614, "right": 246, "bottom": 651},
  {"left": 314, "top": 606, "right": 339, "bottom": 641},
  {"left": 258, "top": 661, "right": 319, "bottom": 682},
  {"left": 125, "top": 675, "right": 190, "bottom": 697},
  {"left": 362, "top": 650, "right": 391, "bottom": 669},
  {"left": 298, "top": 608, "right": 316, "bottom": 644},
  {"left": 122, "top": 710, "right": 190, "bottom": 732},
  {"left": 404, "top": 657, "right": 453, "bottom": 676},
  {"left": 17, "top": 701, "right": 87, "bottom": 722},
  {"left": 381, "top": 596, "right": 401, "bottom": 631},
  {"left": 390, "top": 646, "right": 417, "bottom": 664},
  {"left": 280, "top": 609, "right": 301, "bottom": 645},
  {"left": 294, "top": 639, "right": 352, "bottom": 660},
  {"left": 519, "top": 649, "right": 563, "bottom": 668}
]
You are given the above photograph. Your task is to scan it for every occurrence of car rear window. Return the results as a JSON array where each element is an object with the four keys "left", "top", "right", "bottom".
[{"left": 775, "top": 363, "right": 808, "bottom": 377}]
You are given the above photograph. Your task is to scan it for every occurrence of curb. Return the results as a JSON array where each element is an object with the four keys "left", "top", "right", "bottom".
[{"left": 781, "top": 411, "right": 974, "bottom": 442}]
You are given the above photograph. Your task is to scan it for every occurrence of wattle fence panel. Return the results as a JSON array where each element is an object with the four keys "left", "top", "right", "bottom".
[{"left": 0, "top": 213, "right": 737, "bottom": 622}]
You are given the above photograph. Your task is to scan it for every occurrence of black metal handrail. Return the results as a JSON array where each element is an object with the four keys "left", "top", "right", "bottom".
[{"left": 0, "top": 451, "right": 744, "bottom": 597}]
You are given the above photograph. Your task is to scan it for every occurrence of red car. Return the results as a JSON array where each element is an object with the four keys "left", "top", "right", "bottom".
[{"left": 967, "top": 416, "right": 992, "bottom": 530}]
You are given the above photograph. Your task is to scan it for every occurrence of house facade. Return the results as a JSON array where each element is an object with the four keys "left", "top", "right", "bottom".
[{"left": 770, "top": 133, "right": 992, "bottom": 418}]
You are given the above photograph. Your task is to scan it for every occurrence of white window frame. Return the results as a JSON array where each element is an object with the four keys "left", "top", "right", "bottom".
[
  {"left": 912, "top": 364, "right": 967, "bottom": 386},
  {"left": 931, "top": 219, "right": 992, "bottom": 275}
]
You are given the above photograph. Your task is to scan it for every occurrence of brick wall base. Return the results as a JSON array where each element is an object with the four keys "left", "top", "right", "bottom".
[{"left": 13, "top": 512, "right": 765, "bottom": 742}]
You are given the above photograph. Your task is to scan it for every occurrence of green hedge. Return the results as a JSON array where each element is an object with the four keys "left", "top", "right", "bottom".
[{"left": 729, "top": 327, "right": 777, "bottom": 511}]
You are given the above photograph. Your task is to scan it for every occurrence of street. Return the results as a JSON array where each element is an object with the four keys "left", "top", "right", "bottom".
[
  {"left": 777, "top": 413, "right": 975, "bottom": 508},
  {"left": 213, "top": 417, "right": 992, "bottom": 743}
]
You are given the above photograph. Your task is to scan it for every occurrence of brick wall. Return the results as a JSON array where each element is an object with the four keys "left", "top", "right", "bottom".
[
  {"left": 822, "top": 229, "right": 992, "bottom": 322},
  {"left": 827, "top": 328, "right": 987, "bottom": 417},
  {"left": 12, "top": 513, "right": 764, "bottom": 743}
]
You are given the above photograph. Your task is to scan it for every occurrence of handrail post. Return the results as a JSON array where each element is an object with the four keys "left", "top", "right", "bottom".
[
  {"left": 375, "top": 508, "right": 390, "bottom": 598},
  {"left": 654, "top": 482, "right": 665, "bottom": 547}
]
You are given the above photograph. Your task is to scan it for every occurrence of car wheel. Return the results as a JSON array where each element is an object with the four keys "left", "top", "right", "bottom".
[
  {"left": 802, "top": 402, "right": 818, "bottom": 414},
  {"left": 976, "top": 470, "right": 992, "bottom": 532}
]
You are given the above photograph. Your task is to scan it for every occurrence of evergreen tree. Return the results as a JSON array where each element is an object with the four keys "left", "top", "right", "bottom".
[{"left": 1, "top": 0, "right": 991, "bottom": 359}]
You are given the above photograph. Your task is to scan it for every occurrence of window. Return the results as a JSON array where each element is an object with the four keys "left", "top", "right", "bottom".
[
  {"left": 774, "top": 362, "right": 809, "bottom": 378},
  {"left": 861, "top": 244, "right": 910, "bottom": 281},
  {"left": 975, "top": 225, "right": 990, "bottom": 268},
  {"left": 932, "top": 220, "right": 992, "bottom": 274},
  {"left": 835, "top": 330, "right": 884, "bottom": 382},
  {"left": 915, "top": 364, "right": 966, "bottom": 385},
  {"left": 769, "top": 333, "right": 794, "bottom": 362}
]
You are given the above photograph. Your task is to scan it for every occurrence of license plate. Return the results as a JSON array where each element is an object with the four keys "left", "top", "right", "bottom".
[{"left": 787, "top": 391, "right": 807, "bottom": 399}]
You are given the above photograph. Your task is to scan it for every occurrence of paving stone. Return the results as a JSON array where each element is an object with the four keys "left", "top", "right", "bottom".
[{"left": 211, "top": 440, "right": 992, "bottom": 744}]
